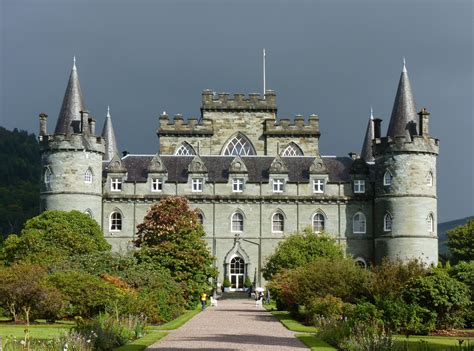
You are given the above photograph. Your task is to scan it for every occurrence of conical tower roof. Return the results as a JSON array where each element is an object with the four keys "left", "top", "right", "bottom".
[
  {"left": 102, "top": 106, "right": 119, "bottom": 162},
  {"left": 54, "top": 57, "right": 86, "bottom": 134},
  {"left": 361, "top": 108, "right": 375, "bottom": 162},
  {"left": 386, "top": 59, "right": 418, "bottom": 138}
]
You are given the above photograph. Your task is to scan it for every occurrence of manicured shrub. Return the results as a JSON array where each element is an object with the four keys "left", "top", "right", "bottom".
[{"left": 304, "top": 295, "right": 344, "bottom": 324}]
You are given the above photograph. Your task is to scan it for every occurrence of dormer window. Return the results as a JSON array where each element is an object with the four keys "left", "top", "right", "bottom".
[
  {"left": 272, "top": 179, "right": 285, "bottom": 193},
  {"left": 84, "top": 168, "right": 93, "bottom": 184},
  {"left": 354, "top": 180, "right": 365, "bottom": 194},
  {"left": 383, "top": 171, "right": 393, "bottom": 186},
  {"left": 313, "top": 179, "right": 325, "bottom": 194},
  {"left": 232, "top": 178, "right": 244, "bottom": 193},
  {"left": 192, "top": 178, "right": 203, "bottom": 192},
  {"left": 151, "top": 178, "right": 163, "bottom": 192},
  {"left": 111, "top": 178, "right": 122, "bottom": 192}
]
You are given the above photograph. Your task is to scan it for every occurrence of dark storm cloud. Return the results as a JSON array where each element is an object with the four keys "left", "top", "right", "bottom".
[{"left": 1, "top": 0, "right": 472, "bottom": 222}]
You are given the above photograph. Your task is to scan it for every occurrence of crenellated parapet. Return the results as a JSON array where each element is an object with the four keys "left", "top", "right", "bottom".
[
  {"left": 201, "top": 90, "right": 277, "bottom": 112},
  {"left": 158, "top": 112, "right": 214, "bottom": 136},
  {"left": 39, "top": 133, "right": 105, "bottom": 154},
  {"left": 264, "top": 114, "right": 320, "bottom": 137},
  {"left": 373, "top": 135, "right": 439, "bottom": 156}
]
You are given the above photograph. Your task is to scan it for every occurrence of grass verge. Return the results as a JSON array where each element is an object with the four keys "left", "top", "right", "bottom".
[
  {"left": 0, "top": 323, "right": 71, "bottom": 340},
  {"left": 296, "top": 334, "right": 337, "bottom": 351},
  {"left": 114, "top": 331, "right": 168, "bottom": 351},
  {"left": 151, "top": 307, "right": 201, "bottom": 331},
  {"left": 393, "top": 335, "right": 473, "bottom": 350},
  {"left": 268, "top": 310, "right": 317, "bottom": 333}
]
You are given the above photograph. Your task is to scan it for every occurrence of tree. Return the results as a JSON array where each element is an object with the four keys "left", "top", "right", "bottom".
[
  {"left": 263, "top": 228, "right": 344, "bottom": 280},
  {"left": 447, "top": 219, "right": 474, "bottom": 262},
  {"left": 0, "top": 210, "right": 111, "bottom": 265},
  {"left": 134, "top": 197, "right": 216, "bottom": 304}
]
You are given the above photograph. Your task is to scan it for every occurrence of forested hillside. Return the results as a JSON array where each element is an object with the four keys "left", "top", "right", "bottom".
[{"left": 0, "top": 127, "right": 40, "bottom": 238}]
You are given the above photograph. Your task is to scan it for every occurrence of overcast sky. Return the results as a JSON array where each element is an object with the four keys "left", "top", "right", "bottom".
[{"left": 1, "top": 0, "right": 472, "bottom": 222}]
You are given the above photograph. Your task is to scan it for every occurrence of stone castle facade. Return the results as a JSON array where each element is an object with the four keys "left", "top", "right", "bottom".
[{"left": 38, "top": 60, "right": 439, "bottom": 288}]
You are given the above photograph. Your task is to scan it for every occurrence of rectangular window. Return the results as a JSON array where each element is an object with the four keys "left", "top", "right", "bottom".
[
  {"left": 354, "top": 180, "right": 365, "bottom": 194},
  {"left": 313, "top": 179, "right": 325, "bottom": 193},
  {"left": 272, "top": 179, "right": 285, "bottom": 193},
  {"left": 232, "top": 178, "right": 244, "bottom": 193},
  {"left": 151, "top": 178, "right": 163, "bottom": 192},
  {"left": 192, "top": 178, "right": 203, "bottom": 192},
  {"left": 111, "top": 178, "right": 122, "bottom": 192}
]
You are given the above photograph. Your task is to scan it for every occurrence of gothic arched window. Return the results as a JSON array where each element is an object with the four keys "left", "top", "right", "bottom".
[
  {"left": 384, "top": 213, "right": 392, "bottom": 232},
  {"left": 428, "top": 214, "right": 434, "bottom": 233},
  {"left": 84, "top": 168, "right": 93, "bottom": 183},
  {"left": 353, "top": 212, "right": 366, "bottom": 234},
  {"left": 43, "top": 167, "right": 52, "bottom": 186},
  {"left": 312, "top": 213, "right": 325, "bottom": 233},
  {"left": 231, "top": 212, "right": 244, "bottom": 232},
  {"left": 272, "top": 213, "right": 285, "bottom": 232},
  {"left": 427, "top": 172, "right": 433, "bottom": 187},
  {"left": 110, "top": 211, "right": 122, "bottom": 231},
  {"left": 281, "top": 143, "right": 303, "bottom": 157},
  {"left": 383, "top": 170, "right": 393, "bottom": 186},
  {"left": 175, "top": 142, "right": 196, "bottom": 156},
  {"left": 222, "top": 134, "right": 256, "bottom": 156}
]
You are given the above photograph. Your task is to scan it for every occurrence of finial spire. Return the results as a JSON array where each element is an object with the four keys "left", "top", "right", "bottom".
[
  {"left": 107, "top": 105, "right": 111, "bottom": 118},
  {"left": 370, "top": 107, "right": 374, "bottom": 120},
  {"left": 73, "top": 56, "right": 77, "bottom": 71},
  {"left": 361, "top": 108, "right": 375, "bottom": 162},
  {"left": 402, "top": 57, "right": 407, "bottom": 73},
  {"left": 102, "top": 106, "right": 119, "bottom": 161}
]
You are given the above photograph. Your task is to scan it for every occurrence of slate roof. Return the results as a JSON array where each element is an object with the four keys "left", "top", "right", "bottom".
[{"left": 117, "top": 155, "right": 357, "bottom": 183}]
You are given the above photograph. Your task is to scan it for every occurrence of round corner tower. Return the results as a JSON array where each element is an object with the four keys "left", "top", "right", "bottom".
[
  {"left": 39, "top": 60, "right": 105, "bottom": 225},
  {"left": 373, "top": 63, "right": 439, "bottom": 265}
]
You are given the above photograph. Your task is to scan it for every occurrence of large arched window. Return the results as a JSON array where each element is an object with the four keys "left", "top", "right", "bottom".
[
  {"left": 353, "top": 212, "right": 366, "bottom": 234},
  {"left": 222, "top": 134, "right": 256, "bottom": 156},
  {"left": 175, "top": 142, "right": 196, "bottom": 156},
  {"left": 84, "top": 168, "right": 93, "bottom": 184},
  {"left": 272, "top": 213, "right": 284, "bottom": 232},
  {"left": 231, "top": 212, "right": 244, "bottom": 232},
  {"left": 428, "top": 214, "right": 434, "bottom": 233},
  {"left": 110, "top": 211, "right": 122, "bottom": 231},
  {"left": 312, "top": 213, "right": 325, "bottom": 233},
  {"left": 281, "top": 142, "right": 303, "bottom": 157},
  {"left": 384, "top": 213, "right": 392, "bottom": 232}
]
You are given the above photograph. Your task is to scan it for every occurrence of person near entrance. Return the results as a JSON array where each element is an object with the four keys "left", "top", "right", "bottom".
[{"left": 200, "top": 292, "right": 207, "bottom": 310}]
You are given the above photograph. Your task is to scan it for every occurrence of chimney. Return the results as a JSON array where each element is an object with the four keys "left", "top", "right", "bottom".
[
  {"left": 373, "top": 118, "right": 382, "bottom": 139},
  {"left": 89, "top": 117, "right": 96, "bottom": 135},
  {"left": 418, "top": 108, "right": 430, "bottom": 136},
  {"left": 39, "top": 113, "right": 48, "bottom": 136},
  {"left": 80, "top": 110, "right": 90, "bottom": 135}
]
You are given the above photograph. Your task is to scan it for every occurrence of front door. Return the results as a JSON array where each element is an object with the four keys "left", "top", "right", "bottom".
[{"left": 230, "top": 256, "right": 245, "bottom": 290}]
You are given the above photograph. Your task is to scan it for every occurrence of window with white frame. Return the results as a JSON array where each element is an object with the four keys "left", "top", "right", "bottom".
[
  {"left": 428, "top": 214, "right": 434, "bottom": 233},
  {"left": 281, "top": 143, "right": 303, "bottom": 157},
  {"left": 110, "top": 211, "right": 122, "bottom": 231},
  {"left": 231, "top": 212, "right": 244, "bottom": 232},
  {"left": 192, "top": 178, "right": 203, "bottom": 192},
  {"left": 383, "top": 171, "right": 393, "bottom": 186},
  {"left": 273, "top": 179, "right": 285, "bottom": 193},
  {"left": 272, "top": 213, "right": 284, "bottom": 232},
  {"left": 353, "top": 212, "right": 366, "bottom": 233},
  {"left": 384, "top": 213, "right": 392, "bottom": 232},
  {"left": 232, "top": 178, "right": 244, "bottom": 193},
  {"left": 312, "top": 213, "right": 325, "bottom": 233},
  {"left": 222, "top": 134, "right": 256, "bottom": 156},
  {"left": 151, "top": 178, "right": 163, "bottom": 192},
  {"left": 43, "top": 167, "right": 52, "bottom": 186},
  {"left": 354, "top": 180, "right": 365, "bottom": 193},
  {"left": 427, "top": 172, "right": 433, "bottom": 187},
  {"left": 175, "top": 142, "right": 196, "bottom": 156},
  {"left": 313, "top": 179, "right": 325, "bottom": 193},
  {"left": 84, "top": 168, "right": 93, "bottom": 184},
  {"left": 111, "top": 178, "right": 122, "bottom": 191}
]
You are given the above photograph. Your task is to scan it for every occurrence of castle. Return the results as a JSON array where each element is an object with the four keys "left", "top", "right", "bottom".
[{"left": 38, "top": 59, "right": 439, "bottom": 289}]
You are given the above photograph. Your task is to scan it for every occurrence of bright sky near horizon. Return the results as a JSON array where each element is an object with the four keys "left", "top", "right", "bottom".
[{"left": 1, "top": 0, "right": 472, "bottom": 222}]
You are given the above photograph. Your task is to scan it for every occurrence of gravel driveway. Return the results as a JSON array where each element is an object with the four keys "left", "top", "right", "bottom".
[{"left": 147, "top": 298, "right": 307, "bottom": 350}]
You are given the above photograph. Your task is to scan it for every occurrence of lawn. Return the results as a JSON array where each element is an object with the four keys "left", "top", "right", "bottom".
[
  {"left": 0, "top": 322, "right": 71, "bottom": 341},
  {"left": 114, "top": 331, "right": 168, "bottom": 351},
  {"left": 296, "top": 333, "right": 337, "bottom": 350},
  {"left": 394, "top": 335, "right": 473, "bottom": 350}
]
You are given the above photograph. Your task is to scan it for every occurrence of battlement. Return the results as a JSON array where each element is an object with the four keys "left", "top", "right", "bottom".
[
  {"left": 39, "top": 133, "right": 105, "bottom": 154},
  {"left": 201, "top": 90, "right": 277, "bottom": 112},
  {"left": 158, "top": 113, "right": 214, "bottom": 136},
  {"left": 264, "top": 114, "right": 320, "bottom": 137},
  {"left": 373, "top": 135, "right": 439, "bottom": 156}
]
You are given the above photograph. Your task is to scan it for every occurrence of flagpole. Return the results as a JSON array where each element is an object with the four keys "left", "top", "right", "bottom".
[{"left": 263, "top": 48, "right": 266, "bottom": 97}]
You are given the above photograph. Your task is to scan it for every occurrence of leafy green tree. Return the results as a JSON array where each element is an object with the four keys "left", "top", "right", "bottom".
[
  {"left": 0, "top": 210, "right": 111, "bottom": 265},
  {"left": 403, "top": 270, "right": 470, "bottom": 329},
  {"left": 447, "top": 219, "right": 474, "bottom": 262},
  {"left": 0, "top": 127, "right": 40, "bottom": 237},
  {"left": 134, "top": 197, "right": 216, "bottom": 304},
  {"left": 263, "top": 228, "right": 344, "bottom": 280}
]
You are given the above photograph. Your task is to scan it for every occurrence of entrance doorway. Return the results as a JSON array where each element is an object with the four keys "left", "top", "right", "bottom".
[{"left": 230, "top": 256, "right": 245, "bottom": 290}]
